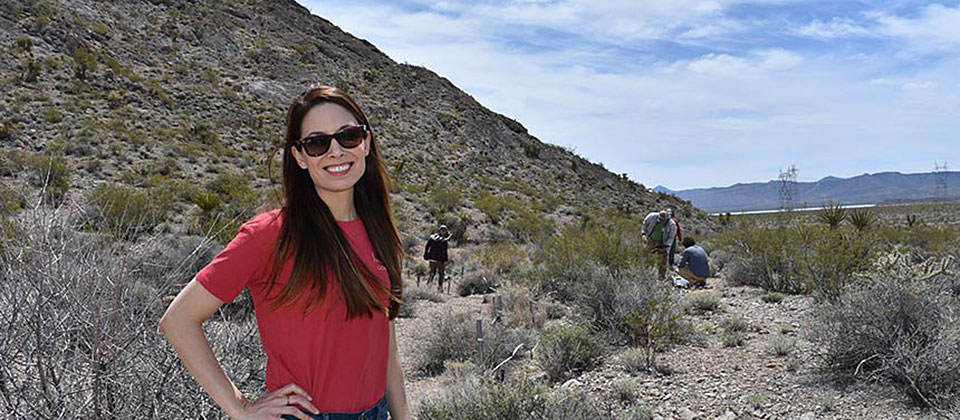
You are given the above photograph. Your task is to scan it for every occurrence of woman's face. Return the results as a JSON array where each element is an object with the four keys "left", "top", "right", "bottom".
[{"left": 291, "top": 102, "right": 370, "bottom": 203}]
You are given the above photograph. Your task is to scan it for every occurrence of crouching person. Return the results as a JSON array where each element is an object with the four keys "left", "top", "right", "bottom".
[{"left": 677, "top": 236, "right": 709, "bottom": 288}]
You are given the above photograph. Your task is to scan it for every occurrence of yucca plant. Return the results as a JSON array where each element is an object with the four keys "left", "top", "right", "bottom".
[
  {"left": 817, "top": 201, "right": 846, "bottom": 229},
  {"left": 906, "top": 214, "right": 919, "bottom": 228},
  {"left": 849, "top": 208, "right": 876, "bottom": 232}
]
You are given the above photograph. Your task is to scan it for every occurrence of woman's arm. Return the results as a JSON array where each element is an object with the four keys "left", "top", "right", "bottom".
[
  {"left": 385, "top": 320, "right": 411, "bottom": 420},
  {"left": 158, "top": 278, "right": 316, "bottom": 419}
]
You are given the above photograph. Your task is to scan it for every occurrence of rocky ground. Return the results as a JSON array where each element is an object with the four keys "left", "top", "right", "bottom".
[{"left": 395, "top": 275, "right": 945, "bottom": 419}]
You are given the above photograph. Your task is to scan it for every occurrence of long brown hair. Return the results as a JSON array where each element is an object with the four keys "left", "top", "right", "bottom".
[{"left": 266, "top": 85, "right": 403, "bottom": 320}]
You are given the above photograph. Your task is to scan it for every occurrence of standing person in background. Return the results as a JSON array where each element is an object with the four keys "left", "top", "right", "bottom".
[
  {"left": 677, "top": 236, "right": 710, "bottom": 288},
  {"left": 641, "top": 210, "right": 677, "bottom": 280},
  {"left": 159, "top": 85, "right": 410, "bottom": 420},
  {"left": 668, "top": 208, "right": 683, "bottom": 267},
  {"left": 423, "top": 225, "right": 451, "bottom": 292}
]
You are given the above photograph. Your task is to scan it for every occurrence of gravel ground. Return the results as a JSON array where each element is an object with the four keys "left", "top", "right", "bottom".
[{"left": 394, "top": 276, "right": 953, "bottom": 419}]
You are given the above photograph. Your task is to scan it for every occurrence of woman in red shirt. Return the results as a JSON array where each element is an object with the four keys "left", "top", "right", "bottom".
[{"left": 159, "top": 86, "right": 410, "bottom": 420}]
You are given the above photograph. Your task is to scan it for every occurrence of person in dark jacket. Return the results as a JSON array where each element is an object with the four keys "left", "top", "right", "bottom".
[
  {"left": 423, "top": 225, "right": 451, "bottom": 292},
  {"left": 677, "top": 236, "right": 710, "bottom": 288}
]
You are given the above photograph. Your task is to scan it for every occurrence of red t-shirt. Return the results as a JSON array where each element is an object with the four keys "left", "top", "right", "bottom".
[{"left": 196, "top": 209, "right": 389, "bottom": 413}]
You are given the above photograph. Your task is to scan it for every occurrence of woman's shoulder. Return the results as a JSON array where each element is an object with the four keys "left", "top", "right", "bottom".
[{"left": 239, "top": 208, "right": 284, "bottom": 238}]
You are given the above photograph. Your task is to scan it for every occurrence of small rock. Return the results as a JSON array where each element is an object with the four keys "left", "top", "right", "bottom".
[
  {"left": 560, "top": 379, "right": 582, "bottom": 390},
  {"left": 799, "top": 413, "right": 816, "bottom": 420},
  {"left": 715, "top": 411, "right": 737, "bottom": 420},
  {"left": 679, "top": 407, "right": 697, "bottom": 420}
]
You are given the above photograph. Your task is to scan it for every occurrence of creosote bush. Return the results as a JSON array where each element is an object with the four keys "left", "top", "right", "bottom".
[
  {"left": 418, "top": 377, "right": 605, "bottom": 419},
  {"left": 82, "top": 183, "right": 173, "bottom": 239},
  {"left": 536, "top": 325, "right": 603, "bottom": 383}
]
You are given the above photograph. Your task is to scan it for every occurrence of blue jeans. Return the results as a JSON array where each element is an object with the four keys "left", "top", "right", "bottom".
[{"left": 281, "top": 396, "right": 388, "bottom": 420}]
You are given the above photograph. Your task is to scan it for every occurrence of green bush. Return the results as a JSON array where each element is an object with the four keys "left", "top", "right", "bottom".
[
  {"left": 475, "top": 191, "right": 521, "bottom": 224},
  {"left": 14, "top": 36, "right": 34, "bottom": 53},
  {"left": 480, "top": 241, "right": 526, "bottom": 274},
  {"left": 27, "top": 153, "right": 70, "bottom": 206},
  {"left": 429, "top": 184, "right": 461, "bottom": 214},
  {"left": 72, "top": 45, "right": 98, "bottom": 80},
  {"left": 458, "top": 270, "right": 497, "bottom": 297},
  {"left": 18, "top": 58, "right": 41, "bottom": 83},
  {"left": 0, "top": 184, "right": 25, "bottom": 217},
  {"left": 536, "top": 325, "right": 603, "bottom": 383},
  {"left": 190, "top": 171, "right": 261, "bottom": 243},
  {"left": 507, "top": 208, "right": 554, "bottom": 244},
  {"left": 82, "top": 183, "right": 172, "bottom": 239},
  {"left": 685, "top": 292, "right": 719, "bottom": 314},
  {"left": 414, "top": 311, "right": 530, "bottom": 375},
  {"left": 538, "top": 220, "right": 644, "bottom": 281},
  {"left": 418, "top": 377, "right": 605, "bottom": 420},
  {"left": 720, "top": 224, "right": 876, "bottom": 296}
]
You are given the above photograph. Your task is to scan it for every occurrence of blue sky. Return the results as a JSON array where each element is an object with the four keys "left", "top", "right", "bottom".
[{"left": 300, "top": 0, "right": 960, "bottom": 190}]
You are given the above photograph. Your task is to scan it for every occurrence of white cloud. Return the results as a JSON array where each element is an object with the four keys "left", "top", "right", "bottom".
[
  {"left": 300, "top": 0, "right": 960, "bottom": 189},
  {"left": 796, "top": 17, "right": 872, "bottom": 38},
  {"left": 875, "top": 4, "right": 960, "bottom": 50}
]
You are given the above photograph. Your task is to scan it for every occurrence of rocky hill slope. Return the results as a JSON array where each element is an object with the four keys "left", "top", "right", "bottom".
[{"left": 0, "top": 0, "right": 708, "bottom": 243}]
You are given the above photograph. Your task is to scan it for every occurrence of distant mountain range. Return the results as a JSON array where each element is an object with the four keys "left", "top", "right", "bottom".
[{"left": 661, "top": 172, "right": 960, "bottom": 213}]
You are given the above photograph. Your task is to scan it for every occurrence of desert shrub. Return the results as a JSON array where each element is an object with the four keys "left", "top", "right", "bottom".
[
  {"left": 536, "top": 325, "right": 603, "bottom": 383},
  {"left": 611, "top": 378, "right": 639, "bottom": 403},
  {"left": 507, "top": 208, "right": 555, "bottom": 244},
  {"left": 799, "top": 227, "right": 875, "bottom": 297},
  {"left": 619, "top": 348, "right": 648, "bottom": 375},
  {"left": 540, "top": 263, "right": 684, "bottom": 352},
  {"left": 191, "top": 171, "right": 261, "bottom": 244},
  {"left": 720, "top": 224, "right": 876, "bottom": 296},
  {"left": 458, "top": 270, "right": 498, "bottom": 296},
  {"left": 474, "top": 191, "right": 521, "bottom": 224},
  {"left": 498, "top": 283, "right": 544, "bottom": 328},
  {"left": 621, "top": 280, "right": 684, "bottom": 369},
  {"left": 0, "top": 210, "right": 265, "bottom": 418},
  {"left": 812, "top": 270, "right": 960, "bottom": 408},
  {"left": 761, "top": 292, "right": 786, "bottom": 303},
  {"left": 414, "top": 311, "right": 531, "bottom": 375},
  {"left": 818, "top": 201, "right": 846, "bottom": 228},
  {"left": 18, "top": 58, "right": 41, "bottom": 83},
  {"left": 538, "top": 221, "right": 644, "bottom": 283},
  {"left": 72, "top": 45, "right": 98, "bottom": 80},
  {"left": 418, "top": 377, "right": 605, "bottom": 419},
  {"left": 686, "top": 292, "right": 720, "bottom": 313},
  {"left": 722, "top": 330, "right": 746, "bottom": 347},
  {"left": 0, "top": 183, "right": 25, "bottom": 216},
  {"left": 82, "top": 183, "right": 173, "bottom": 239},
  {"left": 405, "top": 285, "right": 445, "bottom": 303},
  {"left": 429, "top": 184, "right": 461, "bottom": 213},
  {"left": 720, "top": 315, "right": 749, "bottom": 333},
  {"left": 768, "top": 335, "right": 795, "bottom": 357},
  {"left": 14, "top": 36, "right": 34, "bottom": 53},
  {"left": 480, "top": 241, "right": 526, "bottom": 274},
  {"left": 26, "top": 153, "right": 70, "bottom": 205}
]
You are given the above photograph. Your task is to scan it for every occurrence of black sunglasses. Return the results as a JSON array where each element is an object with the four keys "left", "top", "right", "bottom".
[{"left": 296, "top": 125, "right": 367, "bottom": 157}]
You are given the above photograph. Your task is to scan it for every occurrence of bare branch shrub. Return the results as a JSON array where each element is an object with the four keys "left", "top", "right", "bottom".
[
  {"left": 811, "top": 270, "right": 960, "bottom": 409},
  {"left": 0, "top": 208, "right": 265, "bottom": 418}
]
